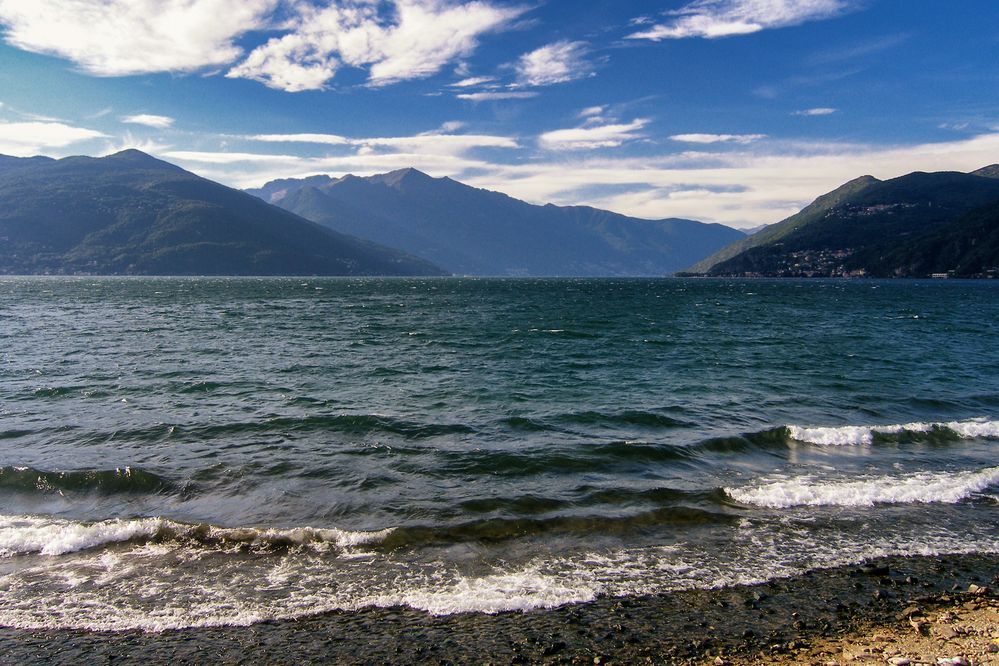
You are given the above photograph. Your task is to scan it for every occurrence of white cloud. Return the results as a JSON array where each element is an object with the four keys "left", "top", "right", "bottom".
[
  {"left": 470, "top": 132, "right": 999, "bottom": 227},
  {"left": 578, "top": 105, "right": 606, "bottom": 119},
  {"left": 670, "top": 133, "right": 766, "bottom": 144},
  {"left": 456, "top": 91, "right": 538, "bottom": 102},
  {"left": 101, "top": 133, "right": 172, "bottom": 157},
  {"left": 0, "top": 0, "right": 275, "bottom": 76},
  {"left": 451, "top": 75, "right": 496, "bottom": 87},
  {"left": 358, "top": 133, "right": 518, "bottom": 152},
  {"left": 121, "top": 114, "right": 175, "bottom": 129},
  {"left": 0, "top": 1, "right": 522, "bottom": 91},
  {"left": 540, "top": 119, "right": 649, "bottom": 150},
  {"left": 628, "top": 0, "right": 852, "bottom": 41},
  {"left": 0, "top": 120, "right": 108, "bottom": 156},
  {"left": 248, "top": 133, "right": 350, "bottom": 145},
  {"left": 793, "top": 107, "right": 837, "bottom": 116},
  {"left": 160, "top": 131, "right": 999, "bottom": 229},
  {"left": 227, "top": 0, "right": 525, "bottom": 92},
  {"left": 516, "top": 40, "right": 593, "bottom": 87},
  {"left": 245, "top": 129, "right": 518, "bottom": 155}
]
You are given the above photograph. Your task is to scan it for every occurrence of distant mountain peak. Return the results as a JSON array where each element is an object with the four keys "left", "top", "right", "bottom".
[
  {"left": 371, "top": 167, "right": 434, "bottom": 188},
  {"left": 102, "top": 149, "right": 182, "bottom": 171}
]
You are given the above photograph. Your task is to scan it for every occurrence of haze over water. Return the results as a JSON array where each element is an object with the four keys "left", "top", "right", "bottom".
[{"left": 1, "top": 277, "right": 997, "bottom": 630}]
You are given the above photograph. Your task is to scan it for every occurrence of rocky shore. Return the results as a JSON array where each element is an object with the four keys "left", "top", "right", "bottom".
[
  {"left": 1, "top": 553, "right": 998, "bottom": 665},
  {"left": 722, "top": 581, "right": 999, "bottom": 666}
]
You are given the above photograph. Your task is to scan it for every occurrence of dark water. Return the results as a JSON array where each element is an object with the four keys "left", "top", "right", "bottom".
[{"left": 0, "top": 277, "right": 997, "bottom": 630}]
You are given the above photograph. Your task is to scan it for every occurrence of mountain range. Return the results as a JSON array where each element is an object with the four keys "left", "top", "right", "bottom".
[
  {"left": 0, "top": 150, "right": 443, "bottom": 276},
  {"left": 247, "top": 170, "right": 745, "bottom": 276},
  {"left": 5, "top": 149, "right": 996, "bottom": 280},
  {"left": 683, "top": 166, "right": 999, "bottom": 278}
]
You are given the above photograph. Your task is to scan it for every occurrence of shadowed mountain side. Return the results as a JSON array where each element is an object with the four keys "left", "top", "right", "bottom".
[
  {"left": 248, "top": 169, "right": 745, "bottom": 276},
  {"left": 681, "top": 166, "right": 999, "bottom": 278},
  {"left": 0, "top": 151, "right": 445, "bottom": 276},
  {"left": 683, "top": 175, "right": 880, "bottom": 275}
]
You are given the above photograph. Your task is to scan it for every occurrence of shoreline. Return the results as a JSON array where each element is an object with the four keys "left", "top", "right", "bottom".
[{"left": 1, "top": 553, "right": 998, "bottom": 664}]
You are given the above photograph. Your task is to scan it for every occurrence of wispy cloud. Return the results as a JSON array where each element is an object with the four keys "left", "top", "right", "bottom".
[
  {"left": 245, "top": 130, "right": 518, "bottom": 154},
  {"left": 0, "top": 101, "right": 64, "bottom": 123},
  {"left": 248, "top": 133, "right": 350, "bottom": 146},
  {"left": 628, "top": 0, "right": 853, "bottom": 41},
  {"left": 0, "top": 120, "right": 108, "bottom": 156},
  {"left": 540, "top": 119, "right": 649, "bottom": 150},
  {"left": 578, "top": 105, "right": 606, "bottom": 119},
  {"left": 516, "top": 40, "right": 593, "bottom": 87},
  {"left": 87, "top": 107, "right": 114, "bottom": 120},
  {"left": 227, "top": 0, "right": 525, "bottom": 92},
  {"left": 0, "top": 0, "right": 274, "bottom": 76},
  {"left": 450, "top": 76, "right": 496, "bottom": 88},
  {"left": 456, "top": 91, "right": 538, "bottom": 102},
  {"left": 121, "top": 114, "right": 175, "bottom": 129},
  {"left": 670, "top": 133, "right": 766, "bottom": 144},
  {"left": 807, "top": 33, "right": 911, "bottom": 65},
  {"left": 792, "top": 107, "right": 837, "bottom": 116}
]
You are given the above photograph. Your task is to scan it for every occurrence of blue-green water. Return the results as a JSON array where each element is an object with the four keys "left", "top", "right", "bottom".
[{"left": 1, "top": 277, "right": 997, "bottom": 630}]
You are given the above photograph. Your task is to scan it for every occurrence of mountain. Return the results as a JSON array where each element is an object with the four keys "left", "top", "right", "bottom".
[
  {"left": 682, "top": 166, "right": 999, "bottom": 278},
  {"left": 0, "top": 150, "right": 444, "bottom": 276},
  {"left": 742, "top": 224, "right": 773, "bottom": 235},
  {"left": 247, "top": 169, "right": 745, "bottom": 276}
]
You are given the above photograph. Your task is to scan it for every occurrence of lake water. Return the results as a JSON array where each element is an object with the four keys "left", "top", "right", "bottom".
[{"left": 1, "top": 277, "right": 997, "bottom": 631}]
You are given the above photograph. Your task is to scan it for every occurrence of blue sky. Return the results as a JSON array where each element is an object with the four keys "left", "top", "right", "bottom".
[{"left": 0, "top": 0, "right": 997, "bottom": 228}]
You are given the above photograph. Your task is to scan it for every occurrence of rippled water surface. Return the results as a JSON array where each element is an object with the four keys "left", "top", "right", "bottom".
[{"left": 1, "top": 277, "right": 997, "bottom": 630}]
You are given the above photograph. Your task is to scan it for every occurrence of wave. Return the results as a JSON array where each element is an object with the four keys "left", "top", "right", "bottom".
[
  {"left": 0, "top": 484, "right": 738, "bottom": 559},
  {"left": 0, "top": 466, "right": 173, "bottom": 495},
  {"left": 785, "top": 418, "right": 999, "bottom": 446},
  {"left": 70, "top": 414, "right": 477, "bottom": 447},
  {"left": 726, "top": 466, "right": 999, "bottom": 508},
  {"left": 0, "top": 515, "right": 393, "bottom": 558},
  {"left": 555, "top": 410, "right": 691, "bottom": 429},
  {"left": 380, "top": 504, "right": 734, "bottom": 550}
]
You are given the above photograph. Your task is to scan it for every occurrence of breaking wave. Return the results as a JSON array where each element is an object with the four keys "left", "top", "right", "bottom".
[
  {"left": 0, "top": 515, "right": 393, "bottom": 558},
  {"left": 785, "top": 418, "right": 999, "bottom": 446},
  {"left": 727, "top": 466, "right": 999, "bottom": 508}
]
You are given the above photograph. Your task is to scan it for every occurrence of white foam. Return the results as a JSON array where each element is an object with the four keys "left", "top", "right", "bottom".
[
  {"left": 0, "top": 521, "right": 997, "bottom": 632},
  {"left": 948, "top": 419, "right": 999, "bottom": 439},
  {"left": 201, "top": 525, "right": 394, "bottom": 551},
  {"left": 727, "top": 466, "right": 999, "bottom": 508},
  {"left": 0, "top": 516, "right": 168, "bottom": 557},
  {"left": 0, "top": 515, "right": 393, "bottom": 558},
  {"left": 383, "top": 569, "right": 597, "bottom": 615},
  {"left": 786, "top": 418, "right": 999, "bottom": 446}
]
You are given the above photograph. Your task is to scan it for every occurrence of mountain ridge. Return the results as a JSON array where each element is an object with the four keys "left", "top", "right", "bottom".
[
  {"left": 681, "top": 166, "right": 999, "bottom": 278},
  {"left": 0, "top": 150, "right": 445, "bottom": 276},
  {"left": 247, "top": 168, "right": 745, "bottom": 276}
]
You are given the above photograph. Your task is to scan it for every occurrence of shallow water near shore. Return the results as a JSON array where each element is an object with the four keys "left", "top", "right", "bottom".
[{"left": 1, "top": 277, "right": 997, "bottom": 631}]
